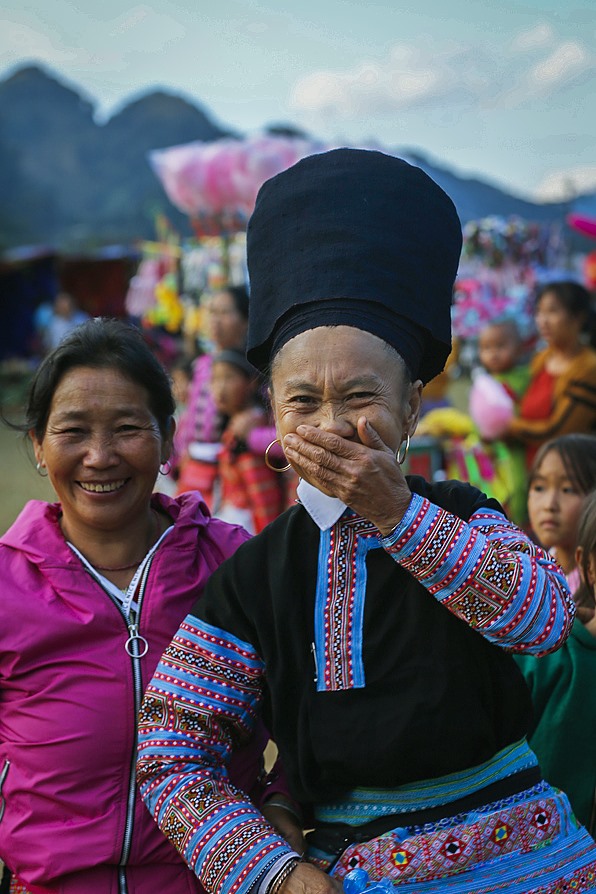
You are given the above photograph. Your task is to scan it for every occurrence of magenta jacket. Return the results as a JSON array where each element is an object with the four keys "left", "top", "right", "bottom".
[{"left": 0, "top": 491, "right": 263, "bottom": 894}]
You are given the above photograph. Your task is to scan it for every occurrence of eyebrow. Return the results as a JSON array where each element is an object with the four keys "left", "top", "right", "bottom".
[
  {"left": 530, "top": 473, "right": 573, "bottom": 484},
  {"left": 282, "top": 375, "right": 382, "bottom": 392}
]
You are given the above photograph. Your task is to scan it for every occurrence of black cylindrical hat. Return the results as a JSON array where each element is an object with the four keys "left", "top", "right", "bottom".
[{"left": 246, "top": 147, "right": 462, "bottom": 383}]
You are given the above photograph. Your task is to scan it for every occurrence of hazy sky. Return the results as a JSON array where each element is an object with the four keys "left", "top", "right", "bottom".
[{"left": 1, "top": 0, "right": 595, "bottom": 200}]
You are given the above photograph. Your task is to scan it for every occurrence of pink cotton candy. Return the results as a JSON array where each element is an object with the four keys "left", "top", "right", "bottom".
[
  {"left": 469, "top": 372, "right": 514, "bottom": 440},
  {"left": 148, "top": 135, "right": 328, "bottom": 220}
]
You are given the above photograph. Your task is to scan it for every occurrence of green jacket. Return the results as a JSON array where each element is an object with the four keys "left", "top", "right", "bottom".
[{"left": 515, "top": 619, "right": 596, "bottom": 836}]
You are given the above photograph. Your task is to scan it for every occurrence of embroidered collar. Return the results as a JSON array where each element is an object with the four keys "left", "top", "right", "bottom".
[{"left": 296, "top": 479, "right": 347, "bottom": 530}]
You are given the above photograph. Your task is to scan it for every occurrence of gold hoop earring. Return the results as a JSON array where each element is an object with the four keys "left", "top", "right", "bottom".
[
  {"left": 264, "top": 439, "right": 292, "bottom": 472},
  {"left": 395, "top": 434, "right": 410, "bottom": 465}
]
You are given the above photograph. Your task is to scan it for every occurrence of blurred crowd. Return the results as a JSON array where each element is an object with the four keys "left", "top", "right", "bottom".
[{"left": 127, "top": 274, "right": 596, "bottom": 543}]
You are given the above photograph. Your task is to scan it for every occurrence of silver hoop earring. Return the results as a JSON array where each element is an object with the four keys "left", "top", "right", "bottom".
[
  {"left": 36, "top": 462, "right": 48, "bottom": 477},
  {"left": 264, "top": 439, "right": 292, "bottom": 472},
  {"left": 159, "top": 460, "right": 172, "bottom": 475},
  {"left": 395, "top": 434, "right": 410, "bottom": 466}
]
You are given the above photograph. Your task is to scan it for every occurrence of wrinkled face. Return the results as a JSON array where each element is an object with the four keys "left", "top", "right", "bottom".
[
  {"left": 478, "top": 323, "right": 520, "bottom": 375},
  {"left": 270, "top": 326, "right": 420, "bottom": 457},
  {"left": 527, "top": 449, "right": 585, "bottom": 553},
  {"left": 31, "top": 366, "right": 172, "bottom": 538},
  {"left": 534, "top": 291, "right": 583, "bottom": 349},
  {"left": 211, "top": 361, "right": 256, "bottom": 417},
  {"left": 207, "top": 291, "right": 248, "bottom": 351}
]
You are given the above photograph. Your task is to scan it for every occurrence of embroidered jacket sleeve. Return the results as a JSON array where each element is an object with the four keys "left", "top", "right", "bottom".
[
  {"left": 381, "top": 493, "right": 575, "bottom": 655},
  {"left": 136, "top": 616, "right": 297, "bottom": 894}
]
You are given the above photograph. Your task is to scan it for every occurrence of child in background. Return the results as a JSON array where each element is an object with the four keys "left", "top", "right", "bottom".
[
  {"left": 446, "top": 316, "right": 530, "bottom": 525},
  {"left": 516, "top": 489, "right": 596, "bottom": 837},
  {"left": 477, "top": 316, "right": 530, "bottom": 402},
  {"left": 526, "top": 433, "right": 596, "bottom": 590},
  {"left": 210, "top": 349, "right": 284, "bottom": 534}
]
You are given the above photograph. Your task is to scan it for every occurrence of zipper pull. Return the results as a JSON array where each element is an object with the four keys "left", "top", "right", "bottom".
[
  {"left": 125, "top": 622, "right": 149, "bottom": 658},
  {"left": 311, "top": 641, "right": 318, "bottom": 684}
]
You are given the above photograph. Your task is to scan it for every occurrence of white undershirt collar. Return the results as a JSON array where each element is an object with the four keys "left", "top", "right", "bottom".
[{"left": 296, "top": 478, "right": 347, "bottom": 531}]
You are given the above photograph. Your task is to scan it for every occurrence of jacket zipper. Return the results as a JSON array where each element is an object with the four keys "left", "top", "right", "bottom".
[
  {"left": 118, "top": 556, "right": 154, "bottom": 894},
  {"left": 0, "top": 759, "right": 9, "bottom": 823},
  {"left": 85, "top": 556, "right": 154, "bottom": 894}
]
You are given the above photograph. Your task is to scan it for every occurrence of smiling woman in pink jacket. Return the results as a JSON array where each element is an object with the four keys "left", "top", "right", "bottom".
[{"left": 0, "top": 319, "right": 300, "bottom": 894}]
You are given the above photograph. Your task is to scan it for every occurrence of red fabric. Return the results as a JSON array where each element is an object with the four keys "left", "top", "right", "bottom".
[
  {"left": 518, "top": 365, "right": 555, "bottom": 466},
  {"left": 175, "top": 457, "right": 218, "bottom": 509},
  {"left": 219, "top": 438, "right": 284, "bottom": 533}
]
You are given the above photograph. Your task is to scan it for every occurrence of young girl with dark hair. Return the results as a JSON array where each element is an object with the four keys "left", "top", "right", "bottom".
[{"left": 526, "top": 433, "right": 596, "bottom": 591}]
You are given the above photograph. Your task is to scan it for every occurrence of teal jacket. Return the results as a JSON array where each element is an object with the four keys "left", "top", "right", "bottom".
[{"left": 515, "top": 619, "right": 596, "bottom": 835}]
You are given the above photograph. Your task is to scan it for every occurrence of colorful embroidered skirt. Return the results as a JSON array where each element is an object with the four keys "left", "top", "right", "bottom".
[{"left": 307, "top": 741, "right": 596, "bottom": 892}]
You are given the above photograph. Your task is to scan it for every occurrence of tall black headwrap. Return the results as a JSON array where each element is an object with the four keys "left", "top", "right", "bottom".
[{"left": 246, "top": 148, "right": 462, "bottom": 384}]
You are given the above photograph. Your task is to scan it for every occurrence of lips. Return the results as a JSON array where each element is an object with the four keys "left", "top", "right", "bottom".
[
  {"left": 78, "top": 479, "right": 127, "bottom": 493},
  {"left": 535, "top": 520, "right": 559, "bottom": 537}
]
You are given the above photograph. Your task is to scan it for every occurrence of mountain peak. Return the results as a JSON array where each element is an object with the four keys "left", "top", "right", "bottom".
[
  {"left": 0, "top": 62, "right": 95, "bottom": 113},
  {"left": 0, "top": 64, "right": 589, "bottom": 252}
]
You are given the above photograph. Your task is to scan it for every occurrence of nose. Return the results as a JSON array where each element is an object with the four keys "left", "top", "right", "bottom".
[
  {"left": 82, "top": 433, "right": 118, "bottom": 467},
  {"left": 318, "top": 407, "right": 356, "bottom": 438},
  {"left": 544, "top": 488, "right": 560, "bottom": 510}
]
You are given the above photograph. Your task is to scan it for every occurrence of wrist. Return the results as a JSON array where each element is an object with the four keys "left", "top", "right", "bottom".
[{"left": 267, "top": 857, "right": 302, "bottom": 894}]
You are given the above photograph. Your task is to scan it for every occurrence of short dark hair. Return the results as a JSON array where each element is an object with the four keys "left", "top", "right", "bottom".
[
  {"left": 530, "top": 433, "right": 596, "bottom": 496},
  {"left": 25, "top": 318, "right": 175, "bottom": 440}
]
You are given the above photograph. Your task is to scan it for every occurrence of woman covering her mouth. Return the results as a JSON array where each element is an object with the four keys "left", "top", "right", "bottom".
[
  {"left": 137, "top": 149, "right": 596, "bottom": 893},
  {"left": 0, "top": 319, "right": 300, "bottom": 894}
]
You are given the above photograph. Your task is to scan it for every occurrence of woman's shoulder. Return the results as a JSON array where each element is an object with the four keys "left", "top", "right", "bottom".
[
  {"left": 0, "top": 500, "right": 62, "bottom": 553},
  {"left": 230, "top": 505, "right": 306, "bottom": 552},
  {"left": 154, "top": 490, "right": 252, "bottom": 558},
  {"left": 0, "top": 502, "right": 71, "bottom": 600},
  {"left": 571, "top": 345, "right": 596, "bottom": 375},
  {"left": 203, "top": 505, "right": 311, "bottom": 579},
  {"left": 406, "top": 475, "right": 503, "bottom": 521}
]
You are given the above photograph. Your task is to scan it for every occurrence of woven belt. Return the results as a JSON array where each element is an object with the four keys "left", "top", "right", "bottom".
[{"left": 306, "top": 765, "right": 542, "bottom": 858}]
